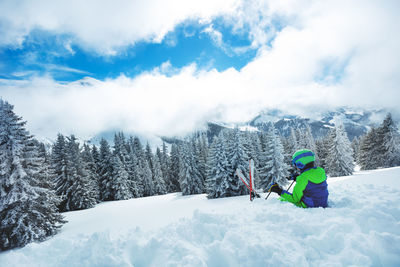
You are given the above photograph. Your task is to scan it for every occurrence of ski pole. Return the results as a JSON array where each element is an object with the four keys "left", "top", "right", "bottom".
[
  {"left": 286, "top": 180, "right": 295, "bottom": 192},
  {"left": 265, "top": 180, "right": 295, "bottom": 200},
  {"left": 265, "top": 190, "right": 273, "bottom": 200}
]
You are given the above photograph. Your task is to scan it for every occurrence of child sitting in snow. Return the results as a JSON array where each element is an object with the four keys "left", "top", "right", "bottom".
[{"left": 268, "top": 149, "right": 329, "bottom": 208}]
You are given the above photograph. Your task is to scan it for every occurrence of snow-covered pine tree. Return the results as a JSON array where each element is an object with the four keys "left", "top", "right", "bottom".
[
  {"left": 143, "top": 143, "right": 155, "bottom": 196},
  {"left": 206, "top": 134, "right": 231, "bottom": 198},
  {"left": 113, "top": 132, "right": 131, "bottom": 167},
  {"left": 160, "top": 142, "right": 172, "bottom": 192},
  {"left": 379, "top": 113, "right": 400, "bottom": 167},
  {"left": 281, "top": 127, "right": 299, "bottom": 165},
  {"left": 250, "top": 132, "right": 263, "bottom": 166},
  {"left": 223, "top": 128, "right": 248, "bottom": 196},
  {"left": 126, "top": 150, "right": 140, "bottom": 197},
  {"left": 194, "top": 134, "right": 208, "bottom": 191},
  {"left": 258, "top": 124, "right": 289, "bottom": 190},
  {"left": 152, "top": 154, "right": 167, "bottom": 195},
  {"left": 129, "top": 136, "right": 148, "bottom": 197},
  {"left": 295, "top": 128, "right": 304, "bottom": 148},
  {"left": 37, "top": 141, "right": 50, "bottom": 165},
  {"left": 92, "top": 144, "right": 100, "bottom": 168},
  {"left": 241, "top": 131, "right": 255, "bottom": 162},
  {"left": 145, "top": 143, "right": 154, "bottom": 171},
  {"left": 60, "top": 135, "right": 97, "bottom": 210},
  {"left": 351, "top": 136, "right": 361, "bottom": 166},
  {"left": 179, "top": 141, "right": 203, "bottom": 195},
  {"left": 111, "top": 133, "right": 134, "bottom": 200},
  {"left": 125, "top": 136, "right": 140, "bottom": 197},
  {"left": 156, "top": 146, "right": 162, "bottom": 167},
  {"left": 249, "top": 132, "right": 263, "bottom": 186},
  {"left": 289, "top": 127, "right": 299, "bottom": 152},
  {"left": 0, "top": 100, "right": 65, "bottom": 250},
  {"left": 358, "top": 127, "right": 380, "bottom": 170},
  {"left": 51, "top": 134, "right": 68, "bottom": 203},
  {"left": 98, "top": 138, "right": 114, "bottom": 201},
  {"left": 110, "top": 155, "right": 133, "bottom": 200},
  {"left": 316, "top": 137, "right": 330, "bottom": 169},
  {"left": 141, "top": 159, "right": 153, "bottom": 197},
  {"left": 325, "top": 118, "right": 355, "bottom": 177},
  {"left": 302, "top": 124, "right": 318, "bottom": 164},
  {"left": 91, "top": 144, "right": 102, "bottom": 201},
  {"left": 81, "top": 143, "right": 100, "bottom": 202},
  {"left": 168, "top": 143, "right": 181, "bottom": 192},
  {"left": 31, "top": 139, "right": 53, "bottom": 190}
]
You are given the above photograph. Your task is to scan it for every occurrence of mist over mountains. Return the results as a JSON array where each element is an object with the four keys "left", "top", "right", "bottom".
[
  {"left": 201, "top": 107, "right": 394, "bottom": 145},
  {"left": 60, "top": 106, "right": 393, "bottom": 148}
]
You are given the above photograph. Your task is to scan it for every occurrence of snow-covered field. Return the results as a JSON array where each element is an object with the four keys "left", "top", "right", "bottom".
[{"left": 1, "top": 168, "right": 400, "bottom": 266}]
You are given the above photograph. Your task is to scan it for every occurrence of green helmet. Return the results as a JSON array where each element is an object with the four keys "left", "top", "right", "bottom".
[{"left": 292, "top": 149, "right": 315, "bottom": 169}]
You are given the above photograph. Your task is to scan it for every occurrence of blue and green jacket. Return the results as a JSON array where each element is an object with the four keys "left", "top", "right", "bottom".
[{"left": 280, "top": 167, "right": 329, "bottom": 208}]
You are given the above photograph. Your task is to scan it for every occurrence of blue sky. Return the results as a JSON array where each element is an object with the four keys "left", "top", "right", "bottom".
[
  {"left": 0, "top": 0, "right": 399, "bottom": 140},
  {"left": 0, "top": 19, "right": 258, "bottom": 81}
]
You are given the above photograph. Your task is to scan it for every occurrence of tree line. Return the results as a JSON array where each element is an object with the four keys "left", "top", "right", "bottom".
[{"left": 1, "top": 98, "right": 400, "bottom": 250}]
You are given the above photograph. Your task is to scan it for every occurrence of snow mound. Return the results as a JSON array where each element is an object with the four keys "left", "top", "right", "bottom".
[{"left": 1, "top": 168, "right": 400, "bottom": 266}]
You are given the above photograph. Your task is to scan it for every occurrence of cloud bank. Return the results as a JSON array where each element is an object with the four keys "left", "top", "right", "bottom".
[
  {"left": 0, "top": 0, "right": 239, "bottom": 55},
  {"left": 0, "top": 0, "right": 399, "bottom": 140}
]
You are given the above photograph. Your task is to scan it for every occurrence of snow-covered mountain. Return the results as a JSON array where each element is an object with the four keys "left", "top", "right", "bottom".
[
  {"left": 41, "top": 107, "right": 394, "bottom": 148},
  {"left": 249, "top": 107, "right": 392, "bottom": 140},
  {"left": 193, "top": 107, "right": 393, "bottom": 144},
  {"left": 2, "top": 167, "right": 399, "bottom": 266}
]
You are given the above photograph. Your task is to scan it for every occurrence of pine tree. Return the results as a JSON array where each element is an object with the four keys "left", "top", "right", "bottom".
[
  {"left": 0, "top": 100, "right": 65, "bottom": 250},
  {"left": 126, "top": 136, "right": 140, "bottom": 197},
  {"left": 58, "top": 135, "right": 97, "bottom": 211},
  {"left": 206, "top": 134, "right": 231, "bottom": 198},
  {"left": 179, "top": 141, "right": 203, "bottom": 195},
  {"left": 152, "top": 154, "right": 167, "bottom": 195},
  {"left": 141, "top": 159, "right": 154, "bottom": 197},
  {"left": 143, "top": 143, "right": 155, "bottom": 196},
  {"left": 223, "top": 128, "right": 248, "bottom": 196},
  {"left": 380, "top": 113, "right": 400, "bottom": 167},
  {"left": 111, "top": 133, "right": 133, "bottom": 200},
  {"left": 351, "top": 137, "right": 360, "bottom": 166},
  {"left": 91, "top": 145, "right": 102, "bottom": 201},
  {"left": 129, "top": 136, "right": 148, "bottom": 197},
  {"left": 159, "top": 142, "right": 172, "bottom": 192},
  {"left": 51, "top": 134, "right": 68, "bottom": 202},
  {"left": 358, "top": 128, "right": 380, "bottom": 170},
  {"left": 282, "top": 127, "right": 299, "bottom": 165},
  {"left": 113, "top": 132, "right": 131, "bottom": 169},
  {"left": 168, "top": 143, "right": 181, "bottom": 192},
  {"left": 194, "top": 134, "right": 208, "bottom": 192},
  {"left": 98, "top": 138, "right": 114, "bottom": 201},
  {"left": 316, "top": 137, "right": 330, "bottom": 169},
  {"left": 325, "top": 118, "right": 355, "bottom": 177},
  {"left": 259, "top": 124, "right": 289, "bottom": 190},
  {"left": 302, "top": 124, "right": 318, "bottom": 164},
  {"left": 111, "top": 155, "right": 133, "bottom": 200},
  {"left": 81, "top": 143, "right": 100, "bottom": 202}
]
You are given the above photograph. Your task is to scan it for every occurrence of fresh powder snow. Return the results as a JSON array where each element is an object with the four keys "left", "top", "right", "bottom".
[{"left": 1, "top": 167, "right": 400, "bottom": 266}]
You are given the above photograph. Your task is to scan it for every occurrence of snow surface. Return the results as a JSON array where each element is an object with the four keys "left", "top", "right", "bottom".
[{"left": 1, "top": 168, "right": 400, "bottom": 266}]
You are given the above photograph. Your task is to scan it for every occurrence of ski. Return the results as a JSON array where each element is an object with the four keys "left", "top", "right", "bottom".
[
  {"left": 236, "top": 159, "right": 260, "bottom": 201},
  {"left": 236, "top": 168, "right": 251, "bottom": 190}
]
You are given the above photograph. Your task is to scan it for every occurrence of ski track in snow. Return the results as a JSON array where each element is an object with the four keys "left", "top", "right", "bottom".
[{"left": 1, "top": 168, "right": 400, "bottom": 266}]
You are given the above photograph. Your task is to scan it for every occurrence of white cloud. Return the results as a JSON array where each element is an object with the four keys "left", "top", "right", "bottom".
[
  {"left": 0, "top": 0, "right": 239, "bottom": 54},
  {"left": 0, "top": 0, "right": 399, "bottom": 140}
]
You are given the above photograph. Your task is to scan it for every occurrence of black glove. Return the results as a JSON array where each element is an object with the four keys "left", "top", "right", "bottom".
[
  {"left": 268, "top": 183, "right": 283, "bottom": 195},
  {"left": 288, "top": 169, "right": 299, "bottom": 181}
]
